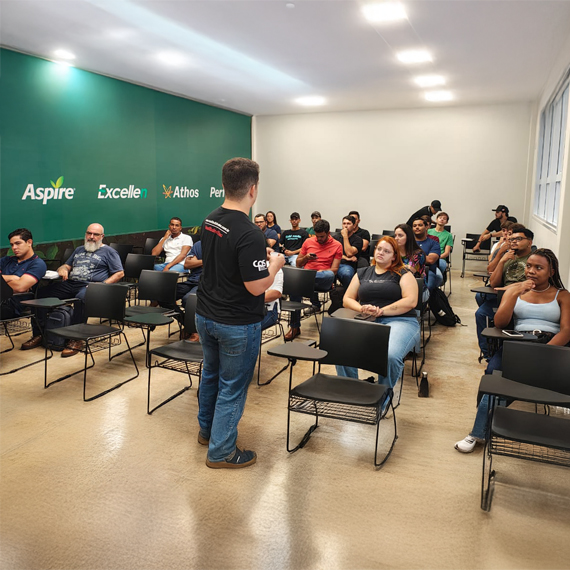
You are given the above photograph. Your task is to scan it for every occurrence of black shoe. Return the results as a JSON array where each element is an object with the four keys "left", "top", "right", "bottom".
[{"left": 206, "top": 447, "right": 257, "bottom": 469}]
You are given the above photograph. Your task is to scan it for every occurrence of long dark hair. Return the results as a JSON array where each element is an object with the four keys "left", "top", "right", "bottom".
[
  {"left": 266, "top": 210, "right": 278, "bottom": 226},
  {"left": 394, "top": 223, "right": 422, "bottom": 259},
  {"left": 530, "top": 248, "right": 565, "bottom": 289}
]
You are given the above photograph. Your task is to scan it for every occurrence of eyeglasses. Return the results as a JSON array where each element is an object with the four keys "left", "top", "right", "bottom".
[
  {"left": 86, "top": 232, "right": 102, "bottom": 237},
  {"left": 508, "top": 237, "right": 527, "bottom": 243}
]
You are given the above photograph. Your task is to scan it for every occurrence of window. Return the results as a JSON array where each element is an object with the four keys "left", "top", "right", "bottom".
[{"left": 534, "top": 76, "right": 569, "bottom": 229}]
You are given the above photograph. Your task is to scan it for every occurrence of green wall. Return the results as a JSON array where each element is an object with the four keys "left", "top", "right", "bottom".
[{"left": 0, "top": 49, "right": 251, "bottom": 248}]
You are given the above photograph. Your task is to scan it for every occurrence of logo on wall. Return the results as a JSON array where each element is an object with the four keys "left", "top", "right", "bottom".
[
  {"left": 21, "top": 176, "right": 75, "bottom": 205},
  {"left": 98, "top": 184, "right": 148, "bottom": 199},
  {"left": 162, "top": 184, "right": 200, "bottom": 199}
]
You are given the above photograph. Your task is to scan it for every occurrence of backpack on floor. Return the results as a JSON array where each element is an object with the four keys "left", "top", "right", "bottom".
[
  {"left": 429, "top": 288, "right": 461, "bottom": 327},
  {"left": 45, "top": 306, "right": 74, "bottom": 350}
]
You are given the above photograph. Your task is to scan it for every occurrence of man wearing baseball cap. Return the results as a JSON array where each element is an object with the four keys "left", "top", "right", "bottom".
[
  {"left": 472, "top": 205, "right": 518, "bottom": 252},
  {"left": 406, "top": 200, "right": 442, "bottom": 228},
  {"left": 307, "top": 211, "right": 321, "bottom": 236},
  {"left": 280, "top": 212, "right": 309, "bottom": 266}
]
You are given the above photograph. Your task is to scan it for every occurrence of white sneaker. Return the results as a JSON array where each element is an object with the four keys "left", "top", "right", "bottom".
[{"left": 454, "top": 435, "right": 481, "bottom": 453}]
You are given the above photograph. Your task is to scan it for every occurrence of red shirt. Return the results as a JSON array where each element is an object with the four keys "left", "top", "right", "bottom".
[{"left": 300, "top": 235, "right": 343, "bottom": 271}]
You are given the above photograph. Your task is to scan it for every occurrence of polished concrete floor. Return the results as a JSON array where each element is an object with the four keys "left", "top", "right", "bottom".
[{"left": 1, "top": 270, "right": 569, "bottom": 570}]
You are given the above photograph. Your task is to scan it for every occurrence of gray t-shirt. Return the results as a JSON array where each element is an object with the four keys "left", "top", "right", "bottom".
[{"left": 67, "top": 245, "right": 123, "bottom": 283}]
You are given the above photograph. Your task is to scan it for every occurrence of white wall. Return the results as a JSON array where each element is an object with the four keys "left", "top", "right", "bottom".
[
  {"left": 526, "top": 34, "right": 570, "bottom": 284},
  {"left": 253, "top": 103, "right": 533, "bottom": 259}
]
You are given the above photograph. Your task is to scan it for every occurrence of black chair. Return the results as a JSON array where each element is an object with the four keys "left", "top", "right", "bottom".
[
  {"left": 478, "top": 343, "right": 570, "bottom": 511},
  {"left": 274, "top": 316, "right": 396, "bottom": 467},
  {"left": 125, "top": 270, "right": 179, "bottom": 316},
  {"left": 109, "top": 243, "right": 134, "bottom": 267},
  {"left": 61, "top": 247, "right": 74, "bottom": 264},
  {"left": 382, "top": 230, "right": 395, "bottom": 237},
  {"left": 410, "top": 278, "right": 427, "bottom": 380},
  {"left": 144, "top": 238, "right": 161, "bottom": 256},
  {"left": 441, "top": 234, "right": 454, "bottom": 297},
  {"left": 461, "top": 233, "right": 493, "bottom": 278},
  {"left": 280, "top": 266, "right": 320, "bottom": 337},
  {"left": 147, "top": 294, "right": 203, "bottom": 414},
  {"left": 42, "top": 283, "right": 139, "bottom": 401},
  {"left": 117, "top": 254, "right": 156, "bottom": 305}
]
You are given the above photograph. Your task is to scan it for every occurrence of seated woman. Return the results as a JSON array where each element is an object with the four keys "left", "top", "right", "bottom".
[
  {"left": 394, "top": 223, "right": 428, "bottom": 302},
  {"left": 266, "top": 211, "right": 281, "bottom": 240},
  {"left": 455, "top": 248, "right": 570, "bottom": 453},
  {"left": 336, "top": 236, "right": 420, "bottom": 390}
]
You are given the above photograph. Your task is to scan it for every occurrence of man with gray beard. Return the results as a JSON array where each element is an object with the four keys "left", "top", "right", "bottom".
[{"left": 22, "top": 223, "right": 124, "bottom": 357}]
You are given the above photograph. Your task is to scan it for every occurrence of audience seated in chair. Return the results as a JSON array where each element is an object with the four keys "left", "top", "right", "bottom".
[
  {"left": 428, "top": 212, "right": 453, "bottom": 276},
  {"left": 456, "top": 248, "right": 570, "bottom": 453},
  {"left": 280, "top": 212, "right": 308, "bottom": 267},
  {"left": 152, "top": 217, "right": 193, "bottom": 272},
  {"left": 475, "top": 225, "right": 534, "bottom": 361},
  {"left": 348, "top": 210, "right": 371, "bottom": 260},
  {"left": 394, "top": 223, "right": 429, "bottom": 304},
  {"left": 22, "top": 223, "right": 124, "bottom": 358},
  {"left": 334, "top": 215, "right": 363, "bottom": 288},
  {"left": 285, "top": 219, "right": 342, "bottom": 341},
  {"left": 265, "top": 211, "right": 282, "bottom": 240},
  {"left": 254, "top": 214, "right": 280, "bottom": 253},
  {"left": 261, "top": 260, "right": 283, "bottom": 331},
  {"left": 472, "top": 204, "right": 517, "bottom": 253},
  {"left": 486, "top": 220, "right": 514, "bottom": 274},
  {"left": 335, "top": 236, "right": 420, "bottom": 390},
  {"left": 412, "top": 217, "right": 442, "bottom": 293},
  {"left": 0, "top": 228, "right": 46, "bottom": 320},
  {"left": 307, "top": 211, "right": 321, "bottom": 236}
]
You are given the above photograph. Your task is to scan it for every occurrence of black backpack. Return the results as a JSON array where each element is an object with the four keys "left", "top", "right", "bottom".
[
  {"left": 429, "top": 288, "right": 461, "bottom": 326},
  {"left": 45, "top": 305, "right": 74, "bottom": 350}
]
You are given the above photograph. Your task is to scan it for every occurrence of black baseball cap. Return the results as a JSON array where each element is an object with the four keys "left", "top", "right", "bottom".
[
  {"left": 311, "top": 211, "right": 321, "bottom": 218},
  {"left": 290, "top": 212, "right": 300, "bottom": 219},
  {"left": 492, "top": 205, "right": 509, "bottom": 214},
  {"left": 431, "top": 200, "right": 442, "bottom": 211}
]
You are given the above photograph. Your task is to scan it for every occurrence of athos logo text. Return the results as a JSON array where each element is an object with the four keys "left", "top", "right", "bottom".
[
  {"left": 98, "top": 185, "right": 147, "bottom": 199},
  {"left": 163, "top": 185, "right": 199, "bottom": 199}
]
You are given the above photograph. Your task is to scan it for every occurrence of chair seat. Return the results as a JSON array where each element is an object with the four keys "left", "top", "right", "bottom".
[
  {"left": 291, "top": 373, "right": 388, "bottom": 407},
  {"left": 492, "top": 407, "right": 570, "bottom": 450},
  {"left": 117, "top": 281, "right": 137, "bottom": 288},
  {"left": 150, "top": 340, "right": 203, "bottom": 361},
  {"left": 125, "top": 305, "right": 170, "bottom": 316},
  {"left": 281, "top": 300, "right": 313, "bottom": 312},
  {"left": 52, "top": 323, "right": 121, "bottom": 341}
]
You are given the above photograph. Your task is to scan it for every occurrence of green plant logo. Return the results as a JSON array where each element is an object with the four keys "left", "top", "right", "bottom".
[{"left": 50, "top": 176, "right": 64, "bottom": 189}]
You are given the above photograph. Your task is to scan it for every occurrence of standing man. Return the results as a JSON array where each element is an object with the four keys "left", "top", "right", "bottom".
[
  {"left": 412, "top": 217, "right": 442, "bottom": 292},
  {"left": 334, "top": 215, "right": 363, "bottom": 288},
  {"left": 196, "top": 158, "right": 285, "bottom": 469},
  {"left": 472, "top": 205, "right": 517, "bottom": 252},
  {"left": 307, "top": 211, "right": 321, "bottom": 236},
  {"left": 348, "top": 210, "right": 371, "bottom": 260},
  {"left": 280, "top": 212, "right": 309, "bottom": 266},
  {"left": 1, "top": 228, "right": 47, "bottom": 320},
  {"left": 253, "top": 214, "right": 280, "bottom": 252},
  {"left": 152, "top": 217, "right": 193, "bottom": 272},
  {"left": 406, "top": 200, "right": 442, "bottom": 228}
]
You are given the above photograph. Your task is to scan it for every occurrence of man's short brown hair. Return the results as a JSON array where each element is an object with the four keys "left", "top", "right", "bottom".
[
  {"left": 500, "top": 220, "right": 514, "bottom": 231},
  {"left": 221, "top": 158, "right": 260, "bottom": 200}
]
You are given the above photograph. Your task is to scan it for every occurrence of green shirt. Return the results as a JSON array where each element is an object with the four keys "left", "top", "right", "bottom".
[
  {"left": 307, "top": 227, "right": 316, "bottom": 236},
  {"left": 428, "top": 229, "right": 453, "bottom": 254},
  {"left": 503, "top": 253, "right": 531, "bottom": 286}
]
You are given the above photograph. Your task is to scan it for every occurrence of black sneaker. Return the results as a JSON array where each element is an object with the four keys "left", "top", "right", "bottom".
[{"left": 206, "top": 447, "right": 257, "bottom": 469}]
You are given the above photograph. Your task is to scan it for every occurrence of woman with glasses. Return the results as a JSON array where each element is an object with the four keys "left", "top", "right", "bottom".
[
  {"left": 336, "top": 236, "right": 420, "bottom": 390},
  {"left": 456, "top": 248, "right": 570, "bottom": 453}
]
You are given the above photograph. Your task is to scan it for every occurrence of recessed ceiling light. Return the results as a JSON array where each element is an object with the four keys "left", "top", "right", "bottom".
[
  {"left": 156, "top": 51, "right": 187, "bottom": 66},
  {"left": 53, "top": 60, "right": 73, "bottom": 67},
  {"left": 396, "top": 50, "right": 432, "bottom": 64},
  {"left": 286, "top": 3, "right": 295, "bottom": 8},
  {"left": 362, "top": 2, "right": 407, "bottom": 23},
  {"left": 54, "top": 49, "right": 75, "bottom": 60},
  {"left": 414, "top": 75, "right": 445, "bottom": 87},
  {"left": 295, "top": 96, "right": 326, "bottom": 106},
  {"left": 425, "top": 90, "right": 453, "bottom": 102}
]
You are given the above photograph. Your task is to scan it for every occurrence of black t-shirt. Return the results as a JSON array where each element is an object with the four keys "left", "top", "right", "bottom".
[
  {"left": 196, "top": 207, "right": 269, "bottom": 325},
  {"left": 280, "top": 229, "right": 309, "bottom": 252},
  {"left": 356, "top": 266, "right": 416, "bottom": 318},
  {"left": 354, "top": 227, "right": 371, "bottom": 258},
  {"left": 334, "top": 232, "right": 364, "bottom": 269},
  {"left": 486, "top": 216, "right": 518, "bottom": 233},
  {"left": 406, "top": 206, "right": 432, "bottom": 228}
]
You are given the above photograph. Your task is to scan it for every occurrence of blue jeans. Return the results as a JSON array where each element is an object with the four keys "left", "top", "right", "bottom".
[
  {"left": 154, "top": 262, "right": 185, "bottom": 272},
  {"left": 335, "top": 316, "right": 420, "bottom": 389},
  {"left": 337, "top": 264, "right": 356, "bottom": 288},
  {"left": 260, "top": 305, "right": 279, "bottom": 331},
  {"left": 195, "top": 314, "right": 262, "bottom": 462},
  {"left": 470, "top": 348, "right": 505, "bottom": 440},
  {"left": 290, "top": 270, "right": 335, "bottom": 329},
  {"left": 285, "top": 254, "right": 298, "bottom": 267},
  {"left": 438, "top": 259, "right": 447, "bottom": 274},
  {"left": 426, "top": 267, "right": 444, "bottom": 291},
  {"left": 475, "top": 298, "right": 498, "bottom": 359}
]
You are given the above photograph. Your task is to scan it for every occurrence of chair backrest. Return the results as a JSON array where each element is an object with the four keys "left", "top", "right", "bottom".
[
  {"left": 84, "top": 283, "right": 128, "bottom": 321},
  {"left": 123, "top": 254, "right": 156, "bottom": 280},
  {"left": 502, "top": 342, "right": 570, "bottom": 396},
  {"left": 144, "top": 238, "right": 161, "bottom": 255},
  {"left": 282, "top": 266, "right": 317, "bottom": 298},
  {"left": 415, "top": 277, "right": 424, "bottom": 311},
  {"left": 1, "top": 277, "right": 14, "bottom": 304},
  {"left": 184, "top": 293, "right": 198, "bottom": 334},
  {"left": 109, "top": 243, "right": 134, "bottom": 266},
  {"left": 382, "top": 230, "right": 395, "bottom": 237},
  {"left": 62, "top": 247, "right": 74, "bottom": 264},
  {"left": 444, "top": 225, "right": 451, "bottom": 232},
  {"left": 465, "top": 233, "right": 491, "bottom": 251},
  {"left": 319, "top": 316, "right": 390, "bottom": 377},
  {"left": 137, "top": 270, "right": 179, "bottom": 304}
]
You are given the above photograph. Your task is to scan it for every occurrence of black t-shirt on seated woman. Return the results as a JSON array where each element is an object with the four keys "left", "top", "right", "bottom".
[
  {"left": 197, "top": 207, "right": 269, "bottom": 325},
  {"left": 356, "top": 266, "right": 416, "bottom": 318}
]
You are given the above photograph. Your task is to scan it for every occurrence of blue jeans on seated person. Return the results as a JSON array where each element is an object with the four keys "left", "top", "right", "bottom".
[
  {"left": 438, "top": 259, "right": 447, "bottom": 274},
  {"left": 337, "top": 264, "right": 356, "bottom": 288},
  {"left": 195, "top": 314, "right": 261, "bottom": 462},
  {"left": 154, "top": 262, "right": 186, "bottom": 273},
  {"left": 475, "top": 298, "right": 498, "bottom": 359},
  {"left": 260, "top": 305, "right": 279, "bottom": 331},
  {"left": 289, "top": 270, "right": 335, "bottom": 329},
  {"left": 426, "top": 267, "right": 444, "bottom": 291},
  {"left": 285, "top": 254, "right": 298, "bottom": 267},
  {"left": 335, "top": 316, "right": 420, "bottom": 389}
]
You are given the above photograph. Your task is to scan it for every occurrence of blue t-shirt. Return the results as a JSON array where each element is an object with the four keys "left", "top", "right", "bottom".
[
  {"left": 67, "top": 245, "right": 123, "bottom": 283},
  {"left": 416, "top": 237, "right": 440, "bottom": 272},
  {"left": 0, "top": 254, "right": 47, "bottom": 285},
  {"left": 263, "top": 228, "right": 280, "bottom": 252},
  {"left": 185, "top": 241, "right": 203, "bottom": 286}
]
